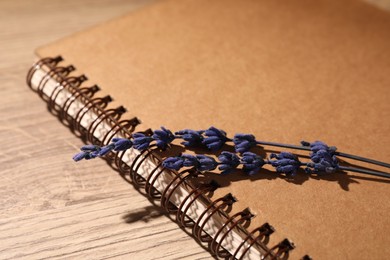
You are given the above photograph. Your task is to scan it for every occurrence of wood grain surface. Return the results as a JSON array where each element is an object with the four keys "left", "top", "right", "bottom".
[
  {"left": 0, "top": 0, "right": 210, "bottom": 259},
  {"left": 1, "top": 0, "right": 389, "bottom": 259}
]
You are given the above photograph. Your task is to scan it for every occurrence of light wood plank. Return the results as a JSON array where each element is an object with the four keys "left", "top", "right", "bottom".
[
  {"left": 0, "top": 195, "right": 208, "bottom": 260},
  {"left": 0, "top": 0, "right": 210, "bottom": 259}
]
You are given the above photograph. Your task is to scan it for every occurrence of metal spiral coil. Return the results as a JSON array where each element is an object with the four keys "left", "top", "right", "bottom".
[
  {"left": 27, "top": 56, "right": 299, "bottom": 260},
  {"left": 210, "top": 208, "right": 254, "bottom": 258}
]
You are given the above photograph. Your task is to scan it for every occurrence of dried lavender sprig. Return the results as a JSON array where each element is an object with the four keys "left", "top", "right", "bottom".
[
  {"left": 73, "top": 138, "right": 132, "bottom": 162},
  {"left": 301, "top": 141, "right": 390, "bottom": 169},
  {"left": 173, "top": 127, "right": 390, "bottom": 169},
  {"left": 73, "top": 126, "right": 390, "bottom": 174},
  {"left": 162, "top": 152, "right": 296, "bottom": 176},
  {"left": 205, "top": 127, "right": 390, "bottom": 169},
  {"left": 128, "top": 127, "right": 223, "bottom": 151},
  {"left": 282, "top": 142, "right": 390, "bottom": 178},
  {"left": 72, "top": 127, "right": 176, "bottom": 162},
  {"left": 73, "top": 138, "right": 390, "bottom": 178},
  {"left": 162, "top": 151, "right": 390, "bottom": 179},
  {"left": 236, "top": 136, "right": 390, "bottom": 169}
]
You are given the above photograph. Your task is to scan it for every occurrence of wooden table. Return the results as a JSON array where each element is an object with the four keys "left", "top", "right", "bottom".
[
  {"left": 0, "top": 0, "right": 210, "bottom": 259},
  {"left": 1, "top": 0, "right": 389, "bottom": 259}
]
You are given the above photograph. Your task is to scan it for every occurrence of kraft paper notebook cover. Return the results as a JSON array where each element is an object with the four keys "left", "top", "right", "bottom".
[{"left": 27, "top": 0, "right": 390, "bottom": 259}]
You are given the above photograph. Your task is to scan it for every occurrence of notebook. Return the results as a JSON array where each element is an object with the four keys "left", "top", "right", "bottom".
[{"left": 27, "top": 0, "right": 390, "bottom": 259}]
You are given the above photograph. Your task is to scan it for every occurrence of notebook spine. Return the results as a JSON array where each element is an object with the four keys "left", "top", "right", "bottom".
[{"left": 27, "top": 56, "right": 296, "bottom": 260}]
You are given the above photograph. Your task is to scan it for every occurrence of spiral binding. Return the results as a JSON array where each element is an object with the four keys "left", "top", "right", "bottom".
[{"left": 27, "top": 56, "right": 298, "bottom": 260}]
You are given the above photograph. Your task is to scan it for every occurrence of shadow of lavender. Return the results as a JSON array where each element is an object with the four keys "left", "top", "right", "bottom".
[{"left": 122, "top": 205, "right": 166, "bottom": 223}]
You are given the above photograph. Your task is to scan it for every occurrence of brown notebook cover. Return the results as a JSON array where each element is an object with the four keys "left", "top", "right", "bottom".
[{"left": 35, "top": 0, "right": 390, "bottom": 258}]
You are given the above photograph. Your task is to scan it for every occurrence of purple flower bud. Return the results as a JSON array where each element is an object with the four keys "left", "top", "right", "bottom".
[
  {"left": 307, "top": 150, "right": 339, "bottom": 174},
  {"left": 132, "top": 133, "right": 154, "bottom": 151},
  {"left": 301, "top": 140, "right": 337, "bottom": 154},
  {"left": 80, "top": 145, "right": 100, "bottom": 152},
  {"left": 218, "top": 151, "right": 240, "bottom": 174},
  {"left": 162, "top": 157, "right": 184, "bottom": 171},
  {"left": 73, "top": 150, "right": 100, "bottom": 161},
  {"left": 112, "top": 138, "right": 133, "bottom": 151},
  {"left": 73, "top": 151, "right": 88, "bottom": 162},
  {"left": 202, "top": 126, "right": 229, "bottom": 151},
  {"left": 163, "top": 154, "right": 217, "bottom": 172},
  {"left": 241, "top": 152, "right": 265, "bottom": 175},
  {"left": 181, "top": 154, "right": 199, "bottom": 167},
  {"left": 269, "top": 152, "right": 301, "bottom": 176},
  {"left": 175, "top": 129, "right": 204, "bottom": 147},
  {"left": 85, "top": 151, "right": 99, "bottom": 160},
  {"left": 302, "top": 141, "right": 339, "bottom": 174},
  {"left": 196, "top": 154, "right": 218, "bottom": 171},
  {"left": 152, "top": 127, "right": 175, "bottom": 150},
  {"left": 233, "top": 134, "right": 257, "bottom": 153},
  {"left": 98, "top": 143, "right": 115, "bottom": 156}
]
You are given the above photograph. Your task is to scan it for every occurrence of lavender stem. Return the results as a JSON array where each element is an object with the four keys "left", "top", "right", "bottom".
[
  {"left": 255, "top": 140, "right": 390, "bottom": 169},
  {"left": 255, "top": 141, "right": 310, "bottom": 151},
  {"left": 336, "top": 152, "right": 390, "bottom": 168},
  {"left": 338, "top": 166, "right": 390, "bottom": 179}
]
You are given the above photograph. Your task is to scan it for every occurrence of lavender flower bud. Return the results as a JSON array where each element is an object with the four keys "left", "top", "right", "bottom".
[
  {"left": 80, "top": 145, "right": 100, "bottom": 152},
  {"left": 74, "top": 144, "right": 101, "bottom": 161},
  {"left": 301, "top": 140, "right": 337, "bottom": 154},
  {"left": 181, "top": 154, "right": 199, "bottom": 167},
  {"left": 302, "top": 141, "right": 339, "bottom": 174},
  {"left": 85, "top": 151, "right": 99, "bottom": 160},
  {"left": 218, "top": 151, "right": 240, "bottom": 174},
  {"left": 153, "top": 127, "right": 175, "bottom": 150},
  {"left": 233, "top": 134, "right": 257, "bottom": 153},
  {"left": 306, "top": 150, "right": 339, "bottom": 174},
  {"left": 175, "top": 129, "right": 204, "bottom": 147},
  {"left": 202, "top": 126, "right": 229, "bottom": 151},
  {"left": 163, "top": 157, "right": 184, "bottom": 171},
  {"left": 196, "top": 154, "right": 218, "bottom": 171},
  {"left": 269, "top": 152, "right": 301, "bottom": 176},
  {"left": 241, "top": 152, "right": 265, "bottom": 175},
  {"left": 98, "top": 143, "right": 115, "bottom": 156},
  {"left": 132, "top": 133, "right": 154, "bottom": 151},
  {"left": 73, "top": 151, "right": 88, "bottom": 162},
  {"left": 112, "top": 138, "right": 133, "bottom": 151}
]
